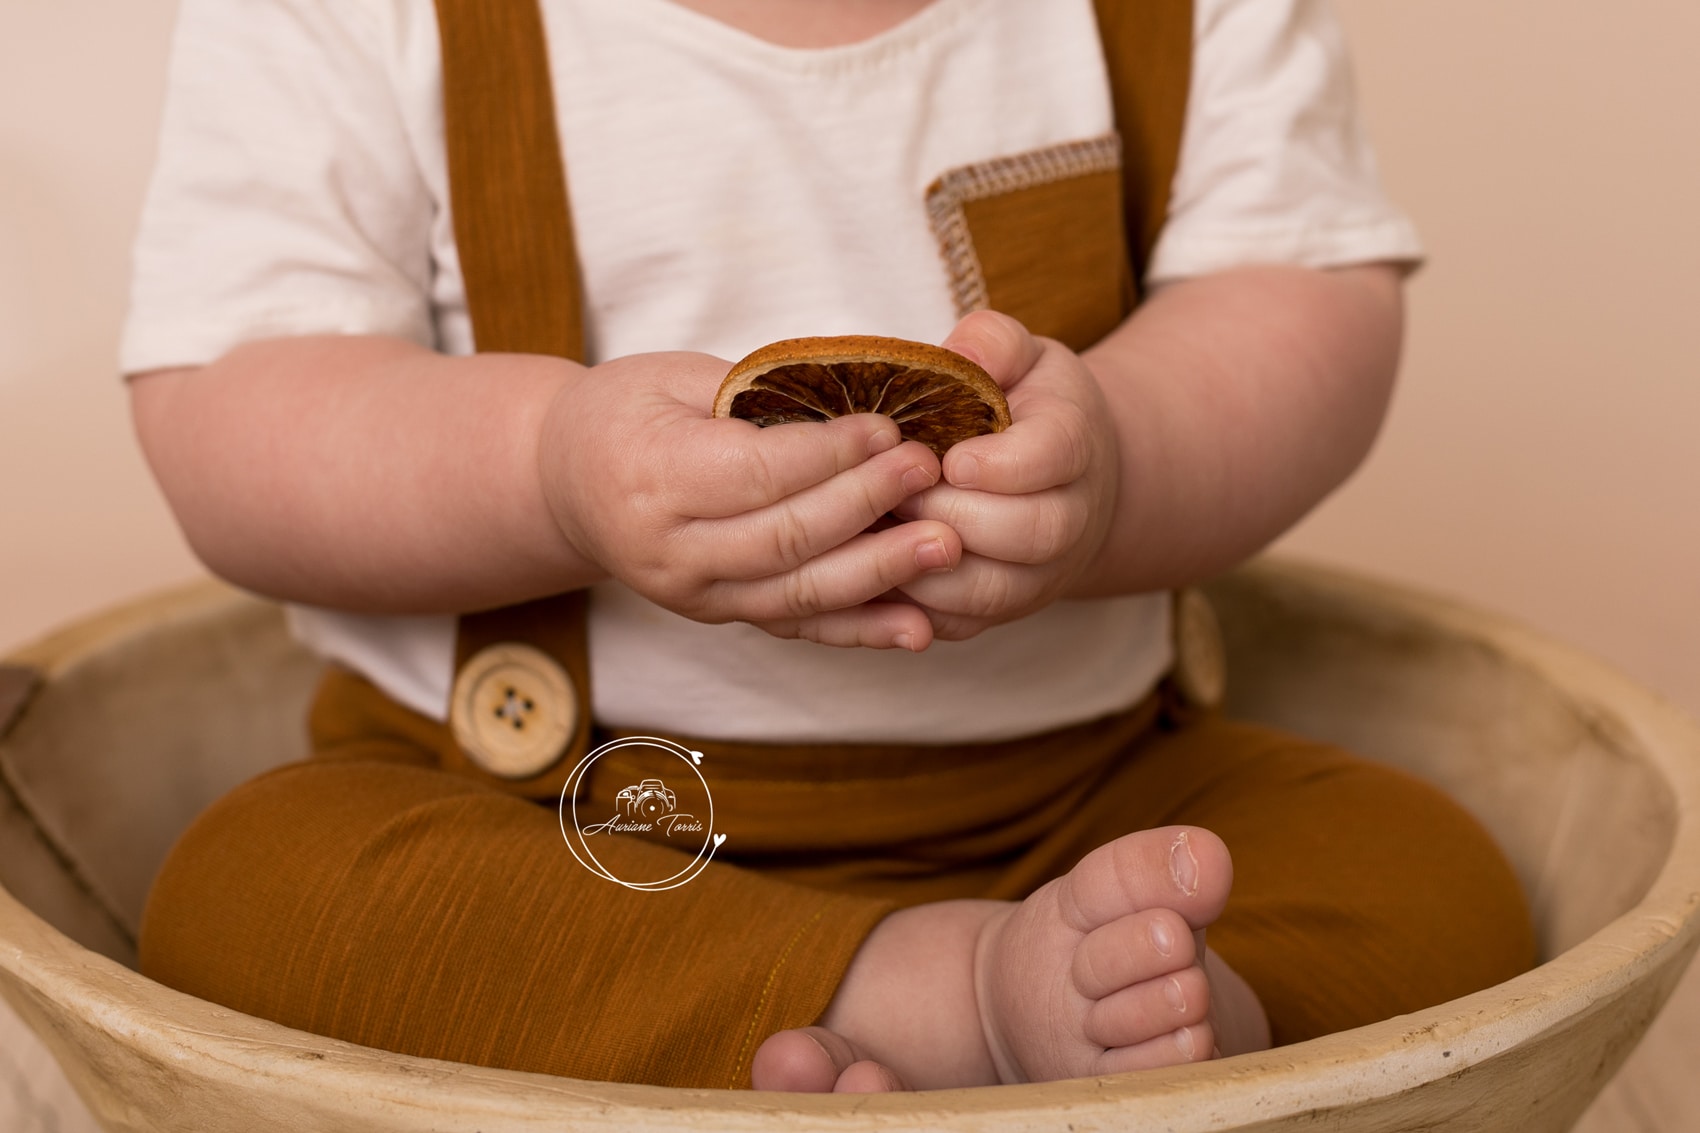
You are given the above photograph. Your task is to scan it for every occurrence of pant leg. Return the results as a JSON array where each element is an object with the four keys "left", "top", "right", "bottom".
[
  {"left": 141, "top": 663, "right": 1537, "bottom": 1078},
  {"left": 139, "top": 752, "right": 893, "bottom": 1088},
  {"left": 1001, "top": 713, "right": 1539, "bottom": 1046}
]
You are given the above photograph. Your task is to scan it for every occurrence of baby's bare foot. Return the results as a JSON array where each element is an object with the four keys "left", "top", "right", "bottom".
[
  {"left": 977, "top": 826, "right": 1234, "bottom": 1081},
  {"left": 750, "top": 826, "right": 1253, "bottom": 1091}
]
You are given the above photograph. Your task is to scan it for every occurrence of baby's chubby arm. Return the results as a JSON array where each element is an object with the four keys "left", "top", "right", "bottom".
[
  {"left": 896, "top": 262, "right": 1403, "bottom": 639},
  {"left": 129, "top": 335, "right": 958, "bottom": 648}
]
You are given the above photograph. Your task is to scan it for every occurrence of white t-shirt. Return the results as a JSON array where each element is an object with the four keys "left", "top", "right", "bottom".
[{"left": 121, "top": 0, "right": 1421, "bottom": 743}]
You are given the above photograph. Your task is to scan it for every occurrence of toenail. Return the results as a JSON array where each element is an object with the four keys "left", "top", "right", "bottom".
[
  {"left": 1164, "top": 977, "right": 1187, "bottom": 1013},
  {"left": 1174, "top": 1026, "right": 1196, "bottom": 1059},
  {"left": 1170, "top": 832, "right": 1199, "bottom": 896},
  {"left": 1150, "top": 917, "right": 1174, "bottom": 957},
  {"left": 804, "top": 1032, "right": 835, "bottom": 1061}
]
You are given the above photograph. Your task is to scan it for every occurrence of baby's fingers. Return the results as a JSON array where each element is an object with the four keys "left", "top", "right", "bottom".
[
  {"left": 751, "top": 601, "right": 937, "bottom": 652},
  {"left": 941, "top": 391, "right": 1096, "bottom": 496},
  {"left": 705, "top": 440, "right": 940, "bottom": 581},
  {"left": 677, "top": 413, "right": 907, "bottom": 518},
  {"left": 704, "top": 522, "right": 960, "bottom": 624},
  {"left": 898, "top": 554, "right": 1049, "bottom": 627},
  {"left": 894, "top": 483, "right": 1088, "bottom": 566}
]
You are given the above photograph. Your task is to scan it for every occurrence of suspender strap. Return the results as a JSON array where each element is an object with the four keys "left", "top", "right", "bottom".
[
  {"left": 437, "top": 0, "right": 585, "bottom": 361},
  {"left": 437, "top": 0, "right": 592, "bottom": 794},
  {"left": 1092, "top": 0, "right": 1194, "bottom": 291}
]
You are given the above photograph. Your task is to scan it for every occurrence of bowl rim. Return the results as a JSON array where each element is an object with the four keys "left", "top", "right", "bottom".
[{"left": 3, "top": 556, "right": 1698, "bottom": 1128}]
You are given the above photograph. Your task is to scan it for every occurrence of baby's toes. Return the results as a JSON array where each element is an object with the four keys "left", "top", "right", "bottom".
[
  {"left": 1057, "top": 826, "right": 1233, "bottom": 936},
  {"left": 1082, "top": 962, "right": 1211, "bottom": 1049},
  {"left": 1094, "top": 1020, "right": 1218, "bottom": 1075},
  {"left": 833, "top": 1060, "right": 909, "bottom": 1093},
  {"left": 751, "top": 1026, "right": 868, "bottom": 1091},
  {"left": 1072, "top": 908, "right": 1196, "bottom": 1000}
]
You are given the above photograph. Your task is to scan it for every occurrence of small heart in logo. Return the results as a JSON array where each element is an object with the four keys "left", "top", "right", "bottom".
[
  {"left": 690, "top": 750, "right": 705, "bottom": 765},
  {"left": 713, "top": 833, "right": 727, "bottom": 848}
]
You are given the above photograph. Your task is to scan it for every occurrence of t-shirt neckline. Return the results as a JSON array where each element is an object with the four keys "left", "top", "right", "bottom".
[{"left": 624, "top": 0, "right": 982, "bottom": 76}]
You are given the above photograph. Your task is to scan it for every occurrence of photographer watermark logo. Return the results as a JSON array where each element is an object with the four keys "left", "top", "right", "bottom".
[{"left": 558, "top": 736, "right": 725, "bottom": 891}]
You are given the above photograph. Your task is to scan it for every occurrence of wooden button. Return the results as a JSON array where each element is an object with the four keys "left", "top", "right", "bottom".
[
  {"left": 1171, "top": 588, "right": 1226, "bottom": 711},
  {"left": 449, "top": 643, "right": 577, "bottom": 779}
]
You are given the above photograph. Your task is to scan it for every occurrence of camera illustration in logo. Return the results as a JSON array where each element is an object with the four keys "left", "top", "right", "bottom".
[
  {"left": 616, "top": 778, "right": 677, "bottom": 822},
  {"left": 581, "top": 770, "right": 702, "bottom": 841},
  {"left": 563, "top": 736, "right": 724, "bottom": 890}
]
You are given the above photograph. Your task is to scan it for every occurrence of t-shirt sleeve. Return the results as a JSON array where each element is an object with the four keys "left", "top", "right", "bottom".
[
  {"left": 1144, "top": 0, "right": 1423, "bottom": 286},
  {"left": 119, "top": 0, "right": 437, "bottom": 375}
]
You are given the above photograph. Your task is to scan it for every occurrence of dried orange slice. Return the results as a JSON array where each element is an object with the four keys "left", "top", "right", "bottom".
[{"left": 712, "top": 335, "right": 1010, "bottom": 459}]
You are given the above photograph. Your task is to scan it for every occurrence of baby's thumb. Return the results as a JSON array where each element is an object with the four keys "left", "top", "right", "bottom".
[{"left": 939, "top": 309, "right": 1041, "bottom": 390}]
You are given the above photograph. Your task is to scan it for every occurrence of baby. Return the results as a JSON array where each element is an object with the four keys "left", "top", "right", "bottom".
[{"left": 125, "top": 0, "right": 1534, "bottom": 1092}]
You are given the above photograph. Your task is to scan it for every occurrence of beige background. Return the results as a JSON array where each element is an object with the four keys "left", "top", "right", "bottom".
[{"left": 1, "top": 1, "right": 1696, "bottom": 1130}]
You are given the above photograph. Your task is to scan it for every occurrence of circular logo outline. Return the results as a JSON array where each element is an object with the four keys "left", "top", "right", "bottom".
[{"left": 557, "top": 736, "right": 725, "bottom": 891}]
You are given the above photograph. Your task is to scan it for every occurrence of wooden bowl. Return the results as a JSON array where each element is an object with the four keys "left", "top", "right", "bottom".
[{"left": 3, "top": 557, "right": 1697, "bottom": 1132}]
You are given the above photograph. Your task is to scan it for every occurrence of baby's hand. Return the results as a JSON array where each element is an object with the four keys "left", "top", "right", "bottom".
[
  {"left": 891, "top": 313, "right": 1119, "bottom": 641},
  {"left": 538, "top": 351, "right": 959, "bottom": 650}
]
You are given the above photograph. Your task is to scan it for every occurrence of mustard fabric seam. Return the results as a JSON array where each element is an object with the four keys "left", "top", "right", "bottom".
[
  {"left": 925, "top": 133, "right": 1124, "bottom": 318},
  {"left": 727, "top": 904, "right": 831, "bottom": 1087}
]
